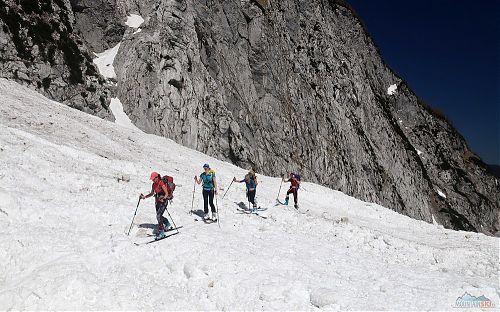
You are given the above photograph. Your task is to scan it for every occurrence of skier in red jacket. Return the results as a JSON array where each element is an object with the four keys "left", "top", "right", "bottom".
[
  {"left": 283, "top": 172, "right": 300, "bottom": 209},
  {"left": 140, "top": 172, "right": 172, "bottom": 239}
]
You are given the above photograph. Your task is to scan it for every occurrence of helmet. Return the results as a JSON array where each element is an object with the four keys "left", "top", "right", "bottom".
[
  {"left": 203, "top": 163, "right": 210, "bottom": 169},
  {"left": 150, "top": 171, "right": 159, "bottom": 180}
]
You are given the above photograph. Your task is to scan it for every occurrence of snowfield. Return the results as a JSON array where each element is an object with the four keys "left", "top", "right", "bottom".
[{"left": 0, "top": 78, "right": 498, "bottom": 310}]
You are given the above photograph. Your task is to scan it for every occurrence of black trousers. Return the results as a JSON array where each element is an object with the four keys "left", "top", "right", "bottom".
[
  {"left": 202, "top": 189, "right": 216, "bottom": 213},
  {"left": 155, "top": 200, "right": 169, "bottom": 230},
  {"left": 247, "top": 190, "right": 256, "bottom": 205},
  {"left": 286, "top": 188, "right": 298, "bottom": 204}
]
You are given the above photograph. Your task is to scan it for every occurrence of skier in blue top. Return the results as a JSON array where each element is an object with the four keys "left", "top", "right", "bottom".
[
  {"left": 194, "top": 163, "right": 218, "bottom": 221},
  {"left": 233, "top": 170, "right": 258, "bottom": 211}
]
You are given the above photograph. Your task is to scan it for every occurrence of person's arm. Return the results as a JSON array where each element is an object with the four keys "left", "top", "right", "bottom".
[
  {"left": 213, "top": 177, "right": 218, "bottom": 195},
  {"left": 140, "top": 187, "right": 154, "bottom": 199},
  {"left": 194, "top": 175, "right": 201, "bottom": 184}
]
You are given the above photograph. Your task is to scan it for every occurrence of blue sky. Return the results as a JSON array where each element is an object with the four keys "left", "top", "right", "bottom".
[{"left": 348, "top": 0, "right": 499, "bottom": 165}]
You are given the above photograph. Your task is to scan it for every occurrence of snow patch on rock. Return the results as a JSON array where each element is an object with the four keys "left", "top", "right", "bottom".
[
  {"left": 387, "top": 84, "right": 398, "bottom": 95},
  {"left": 125, "top": 14, "right": 144, "bottom": 28},
  {"left": 93, "top": 43, "right": 120, "bottom": 79},
  {"left": 436, "top": 189, "right": 447, "bottom": 199},
  {"left": 109, "top": 98, "right": 141, "bottom": 131}
]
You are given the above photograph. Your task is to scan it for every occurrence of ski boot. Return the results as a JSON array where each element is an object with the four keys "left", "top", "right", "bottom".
[
  {"left": 284, "top": 197, "right": 289, "bottom": 205},
  {"left": 294, "top": 203, "right": 299, "bottom": 210},
  {"left": 155, "top": 230, "right": 166, "bottom": 240},
  {"left": 212, "top": 212, "right": 218, "bottom": 222},
  {"left": 164, "top": 220, "right": 173, "bottom": 231},
  {"left": 251, "top": 204, "right": 258, "bottom": 213}
]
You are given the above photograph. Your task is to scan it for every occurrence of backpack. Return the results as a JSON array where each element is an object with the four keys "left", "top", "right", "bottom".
[
  {"left": 161, "top": 175, "right": 176, "bottom": 198},
  {"left": 248, "top": 171, "right": 258, "bottom": 185},
  {"left": 291, "top": 173, "right": 301, "bottom": 188}
]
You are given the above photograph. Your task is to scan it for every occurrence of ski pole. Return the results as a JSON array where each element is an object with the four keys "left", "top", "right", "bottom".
[
  {"left": 222, "top": 180, "right": 234, "bottom": 200},
  {"left": 190, "top": 182, "right": 196, "bottom": 214},
  {"left": 215, "top": 190, "right": 221, "bottom": 228},
  {"left": 276, "top": 179, "right": 283, "bottom": 199},
  {"left": 127, "top": 197, "right": 141, "bottom": 236},
  {"left": 166, "top": 201, "right": 179, "bottom": 234}
]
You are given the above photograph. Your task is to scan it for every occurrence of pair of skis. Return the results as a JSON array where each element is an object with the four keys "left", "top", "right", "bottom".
[
  {"left": 135, "top": 226, "right": 182, "bottom": 245},
  {"left": 235, "top": 202, "right": 268, "bottom": 219},
  {"left": 236, "top": 207, "right": 268, "bottom": 219}
]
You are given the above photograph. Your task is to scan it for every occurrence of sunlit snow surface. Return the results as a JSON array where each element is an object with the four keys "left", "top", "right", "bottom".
[
  {"left": 92, "top": 43, "right": 120, "bottom": 79},
  {"left": 125, "top": 14, "right": 144, "bottom": 28},
  {"left": 387, "top": 84, "right": 398, "bottom": 95},
  {"left": 437, "top": 189, "right": 447, "bottom": 199},
  {"left": 109, "top": 98, "right": 141, "bottom": 131},
  {"left": 92, "top": 42, "right": 137, "bottom": 130},
  {"left": 0, "top": 79, "right": 498, "bottom": 310}
]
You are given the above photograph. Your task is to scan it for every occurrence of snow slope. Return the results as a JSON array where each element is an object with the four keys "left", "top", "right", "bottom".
[{"left": 0, "top": 78, "right": 498, "bottom": 310}]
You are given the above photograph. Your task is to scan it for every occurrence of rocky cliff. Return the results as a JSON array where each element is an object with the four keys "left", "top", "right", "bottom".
[
  {"left": 0, "top": 0, "right": 111, "bottom": 117},
  {"left": 2, "top": 0, "right": 498, "bottom": 234}
]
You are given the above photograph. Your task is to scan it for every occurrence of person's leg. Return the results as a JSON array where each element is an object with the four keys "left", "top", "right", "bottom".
[
  {"left": 293, "top": 190, "right": 298, "bottom": 208},
  {"left": 285, "top": 189, "right": 293, "bottom": 205},
  {"left": 202, "top": 189, "right": 209, "bottom": 214},
  {"left": 249, "top": 190, "right": 256, "bottom": 207},
  {"left": 156, "top": 201, "right": 166, "bottom": 231},
  {"left": 209, "top": 189, "right": 216, "bottom": 213}
]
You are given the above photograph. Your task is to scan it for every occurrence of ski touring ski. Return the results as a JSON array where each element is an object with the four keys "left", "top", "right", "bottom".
[
  {"left": 135, "top": 229, "right": 181, "bottom": 245},
  {"left": 236, "top": 207, "right": 268, "bottom": 219},
  {"left": 275, "top": 199, "right": 306, "bottom": 214},
  {"left": 275, "top": 198, "right": 287, "bottom": 206},
  {"left": 146, "top": 226, "right": 183, "bottom": 237},
  {"left": 146, "top": 231, "right": 180, "bottom": 244}
]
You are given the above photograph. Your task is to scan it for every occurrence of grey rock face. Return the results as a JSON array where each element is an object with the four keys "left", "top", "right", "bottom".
[
  {"left": 110, "top": 0, "right": 498, "bottom": 234},
  {"left": 70, "top": 0, "right": 125, "bottom": 53},
  {"left": 4, "top": 0, "right": 497, "bottom": 234},
  {"left": 0, "top": 0, "right": 111, "bottom": 117}
]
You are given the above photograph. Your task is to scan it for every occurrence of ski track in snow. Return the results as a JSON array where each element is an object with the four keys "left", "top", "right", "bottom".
[{"left": 0, "top": 78, "right": 498, "bottom": 310}]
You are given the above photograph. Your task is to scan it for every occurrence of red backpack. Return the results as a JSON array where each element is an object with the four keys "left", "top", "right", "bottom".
[{"left": 161, "top": 175, "right": 176, "bottom": 198}]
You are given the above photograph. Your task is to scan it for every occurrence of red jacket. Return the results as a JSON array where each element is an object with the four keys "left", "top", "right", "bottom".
[
  {"left": 288, "top": 177, "right": 300, "bottom": 189},
  {"left": 152, "top": 180, "right": 170, "bottom": 201}
]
